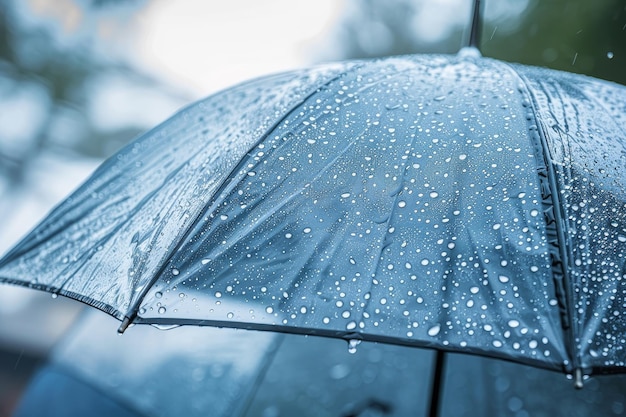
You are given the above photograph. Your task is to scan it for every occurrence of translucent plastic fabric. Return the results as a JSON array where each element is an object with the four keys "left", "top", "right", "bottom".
[
  {"left": 16, "top": 311, "right": 626, "bottom": 417},
  {"left": 1, "top": 52, "right": 625, "bottom": 376}
]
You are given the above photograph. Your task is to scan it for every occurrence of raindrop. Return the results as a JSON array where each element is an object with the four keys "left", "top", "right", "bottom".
[
  {"left": 607, "top": 51, "right": 614, "bottom": 59},
  {"left": 530, "top": 209, "right": 539, "bottom": 217},
  {"left": 158, "top": 306, "right": 166, "bottom": 314},
  {"left": 215, "top": 291, "right": 222, "bottom": 298},
  {"left": 508, "top": 319, "right": 520, "bottom": 328},
  {"left": 421, "top": 259, "right": 430, "bottom": 266},
  {"left": 227, "top": 312, "right": 234, "bottom": 319},
  {"left": 428, "top": 324, "right": 441, "bottom": 337},
  {"left": 398, "top": 201, "right": 406, "bottom": 208},
  {"left": 347, "top": 339, "right": 361, "bottom": 354},
  {"left": 429, "top": 191, "right": 439, "bottom": 198},
  {"left": 155, "top": 291, "right": 163, "bottom": 299},
  {"left": 220, "top": 214, "right": 228, "bottom": 221},
  {"left": 341, "top": 192, "right": 351, "bottom": 198},
  {"left": 618, "top": 235, "right": 626, "bottom": 243},
  {"left": 346, "top": 321, "right": 357, "bottom": 330},
  {"left": 330, "top": 364, "right": 350, "bottom": 380},
  {"left": 303, "top": 227, "right": 312, "bottom": 234},
  {"left": 498, "top": 275, "right": 510, "bottom": 283},
  {"left": 470, "top": 286, "right": 479, "bottom": 294},
  {"left": 493, "top": 340, "right": 503, "bottom": 348},
  {"left": 266, "top": 306, "right": 274, "bottom": 314},
  {"left": 201, "top": 259, "right": 211, "bottom": 265},
  {"left": 172, "top": 268, "right": 180, "bottom": 276},
  {"left": 493, "top": 223, "right": 501, "bottom": 230},
  {"left": 529, "top": 340, "right": 538, "bottom": 349},
  {"left": 285, "top": 233, "right": 293, "bottom": 239}
]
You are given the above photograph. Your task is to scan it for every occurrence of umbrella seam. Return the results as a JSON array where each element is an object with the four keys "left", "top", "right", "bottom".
[
  {"left": 505, "top": 65, "right": 580, "bottom": 374},
  {"left": 118, "top": 64, "right": 367, "bottom": 332}
]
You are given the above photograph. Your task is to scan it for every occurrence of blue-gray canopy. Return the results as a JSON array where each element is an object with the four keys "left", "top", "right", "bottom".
[{"left": 1, "top": 50, "right": 625, "bottom": 376}]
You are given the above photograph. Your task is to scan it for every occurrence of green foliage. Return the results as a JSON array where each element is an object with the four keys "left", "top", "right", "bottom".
[{"left": 482, "top": 0, "right": 626, "bottom": 85}]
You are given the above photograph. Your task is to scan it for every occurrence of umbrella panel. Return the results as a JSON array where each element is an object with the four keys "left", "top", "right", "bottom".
[{"left": 14, "top": 311, "right": 626, "bottom": 417}]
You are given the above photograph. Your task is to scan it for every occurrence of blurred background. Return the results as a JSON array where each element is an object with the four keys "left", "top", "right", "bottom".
[{"left": 0, "top": 0, "right": 624, "bottom": 415}]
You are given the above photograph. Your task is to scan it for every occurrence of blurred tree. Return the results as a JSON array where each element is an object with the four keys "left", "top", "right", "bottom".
[
  {"left": 482, "top": 0, "right": 626, "bottom": 85},
  {"left": 0, "top": 0, "right": 184, "bottom": 191},
  {"left": 326, "top": 0, "right": 626, "bottom": 85}
]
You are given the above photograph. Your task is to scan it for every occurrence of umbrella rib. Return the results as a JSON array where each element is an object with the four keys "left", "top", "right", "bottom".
[
  {"left": 117, "top": 65, "right": 365, "bottom": 333},
  {"left": 511, "top": 69, "right": 581, "bottom": 379}
]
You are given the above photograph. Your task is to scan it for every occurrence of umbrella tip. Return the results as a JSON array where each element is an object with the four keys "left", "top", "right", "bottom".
[
  {"left": 467, "top": 0, "right": 482, "bottom": 51},
  {"left": 574, "top": 368, "right": 584, "bottom": 389},
  {"left": 118, "top": 316, "right": 132, "bottom": 334}
]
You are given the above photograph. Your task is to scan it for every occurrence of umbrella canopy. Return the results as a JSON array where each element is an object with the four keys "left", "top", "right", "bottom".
[
  {"left": 11, "top": 311, "right": 626, "bottom": 417},
  {"left": 1, "top": 49, "right": 625, "bottom": 379}
]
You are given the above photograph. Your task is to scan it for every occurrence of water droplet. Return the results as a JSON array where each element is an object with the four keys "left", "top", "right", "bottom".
[
  {"left": 428, "top": 324, "right": 441, "bottom": 337},
  {"left": 303, "top": 227, "right": 312, "bottom": 234},
  {"left": 266, "top": 306, "right": 274, "bottom": 314},
  {"left": 347, "top": 339, "right": 361, "bottom": 354},
  {"left": 158, "top": 306, "right": 166, "bottom": 314},
  {"left": 341, "top": 192, "right": 351, "bottom": 198},
  {"left": 398, "top": 201, "right": 406, "bottom": 208},
  {"left": 215, "top": 291, "right": 222, "bottom": 298},
  {"left": 508, "top": 319, "right": 520, "bottom": 328},
  {"left": 172, "top": 268, "right": 180, "bottom": 276},
  {"left": 607, "top": 51, "right": 614, "bottom": 59},
  {"left": 421, "top": 259, "right": 430, "bottom": 266},
  {"left": 201, "top": 259, "right": 211, "bottom": 265},
  {"left": 330, "top": 363, "right": 350, "bottom": 379},
  {"left": 429, "top": 191, "right": 439, "bottom": 198},
  {"left": 470, "top": 286, "right": 479, "bottom": 294},
  {"left": 346, "top": 321, "right": 357, "bottom": 330},
  {"left": 227, "top": 312, "right": 234, "bottom": 319},
  {"left": 493, "top": 223, "right": 501, "bottom": 230},
  {"left": 530, "top": 209, "right": 539, "bottom": 217},
  {"left": 220, "top": 214, "right": 228, "bottom": 221},
  {"left": 499, "top": 275, "right": 510, "bottom": 283},
  {"left": 618, "top": 235, "right": 626, "bottom": 243},
  {"left": 529, "top": 340, "right": 538, "bottom": 349},
  {"left": 155, "top": 291, "right": 163, "bottom": 298},
  {"left": 493, "top": 340, "right": 503, "bottom": 348}
]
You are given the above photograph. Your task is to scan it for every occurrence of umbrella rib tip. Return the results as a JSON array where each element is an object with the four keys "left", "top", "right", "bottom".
[
  {"left": 118, "top": 316, "right": 132, "bottom": 334},
  {"left": 574, "top": 368, "right": 584, "bottom": 389}
]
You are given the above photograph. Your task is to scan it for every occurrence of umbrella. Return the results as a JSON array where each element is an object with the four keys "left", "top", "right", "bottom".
[
  {"left": 1, "top": 2, "right": 626, "bottom": 413},
  {"left": 11, "top": 310, "right": 626, "bottom": 417}
]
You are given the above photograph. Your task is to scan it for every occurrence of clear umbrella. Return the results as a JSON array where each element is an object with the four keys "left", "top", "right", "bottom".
[
  {"left": 1, "top": 1, "right": 625, "bottom": 415},
  {"left": 12, "top": 310, "right": 626, "bottom": 417}
]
